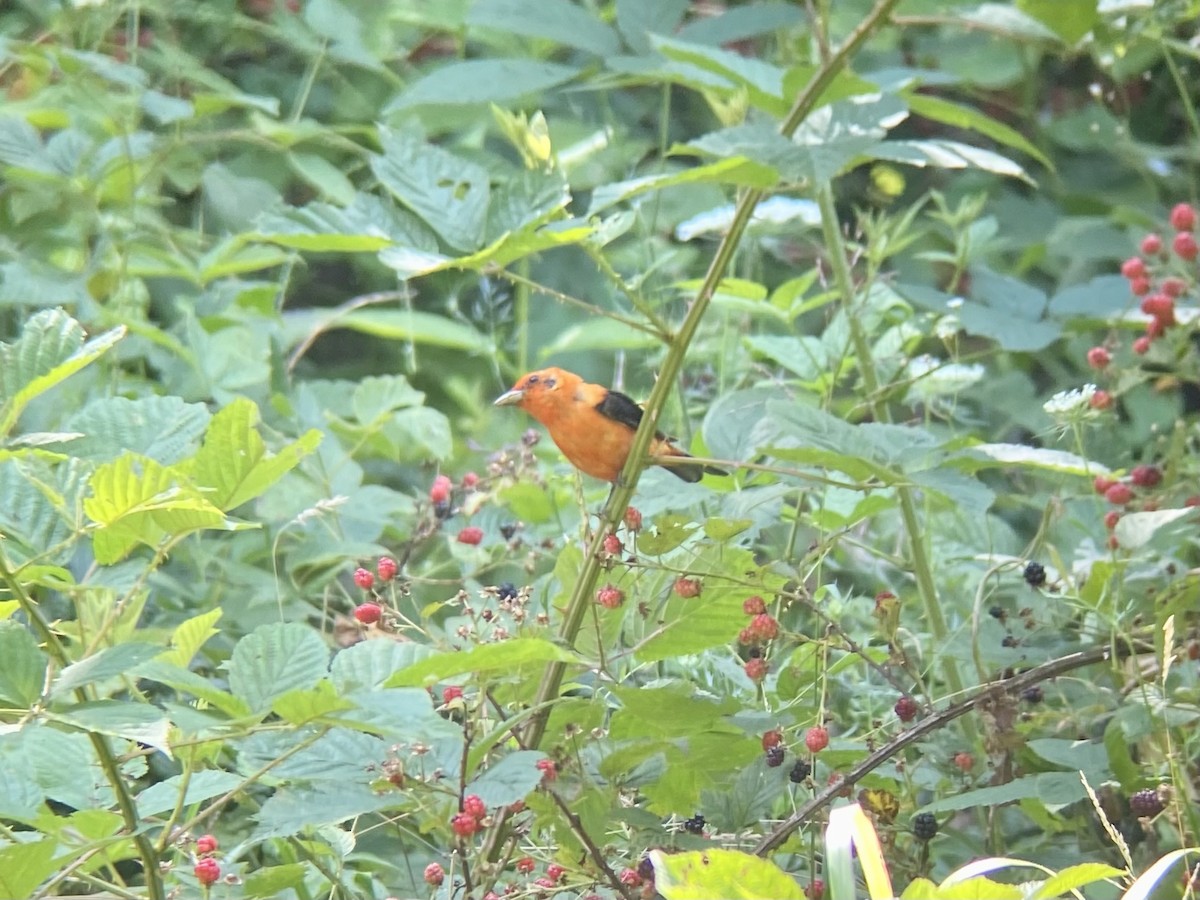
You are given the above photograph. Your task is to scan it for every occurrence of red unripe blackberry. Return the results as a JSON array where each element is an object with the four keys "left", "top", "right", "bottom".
[
  {"left": 804, "top": 726, "right": 829, "bottom": 753},
  {"left": 536, "top": 758, "right": 558, "bottom": 782},
  {"left": 762, "top": 729, "right": 783, "bottom": 750},
  {"left": 743, "top": 595, "right": 767, "bottom": 615},
  {"left": 744, "top": 657, "right": 769, "bottom": 681},
  {"left": 463, "top": 794, "right": 486, "bottom": 820},
  {"left": 1161, "top": 276, "right": 1186, "bottom": 297},
  {"left": 1104, "top": 482, "right": 1133, "bottom": 505},
  {"left": 196, "top": 834, "right": 218, "bottom": 854},
  {"left": 1174, "top": 231, "right": 1198, "bottom": 261},
  {"left": 546, "top": 863, "right": 565, "bottom": 883},
  {"left": 1133, "top": 335, "right": 1151, "bottom": 355},
  {"left": 457, "top": 526, "right": 484, "bottom": 545},
  {"left": 1130, "top": 465, "right": 1161, "bottom": 488},
  {"left": 806, "top": 879, "right": 825, "bottom": 899},
  {"left": 430, "top": 474, "right": 452, "bottom": 503},
  {"left": 1129, "top": 276, "right": 1151, "bottom": 296},
  {"left": 516, "top": 857, "right": 536, "bottom": 874},
  {"left": 1140, "top": 233, "right": 1163, "bottom": 255},
  {"left": 953, "top": 751, "right": 974, "bottom": 772},
  {"left": 1140, "top": 293, "right": 1174, "bottom": 318},
  {"left": 424, "top": 862, "right": 445, "bottom": 886},
  {"left": 1093, "top": 475, "right": 1115, "bottom": 495},
  {"left": 1104, "top": 510, "right": 1120, "bottom": 530},
  {"left": 595, "top": 584, "right": 624, "bottom": 609},
  {"left": 376, "top": 556, "right": 397, "bottom": 582},
  {"left": 894, "top": 695, "right": 918, "bottom": 722},
  {"left": 623, "top": 506, "right": 642, "bottom": 530},
  {"left": 602, "top": 533, "right": 622, "bottom": 555},
  {"left": 1086, "top": 346, "right": 1111, "bottom": 369},
  {"left": 442, "top": 685, "right": 463, "bottom": 704},
  {"left": 194, "top": 857, "right": 221, "bottom": 886},
  {"left": 353, "top": 602, "right": 382, "bottom": 625},
  {"left": 462, "top": 471, "right": 479, "bottom": 488},
  {"left": 750, "top": 613, "right": 779, "bottom": 641},
  {"left": 1169, "top": 202, "right": 1197, "bottom": 232},
  {"left": 619, "top": 868, "right": 642, "bottom": 887},
  {"left": 451, "top": 812, "right": 479, "bottom": 837},
  {"left": 1120, "top": 257, "right": 1146, "bottom": 279},
  {"left": 1089, "top": 390, "right": 1112, "bottom": 410},
  {"left": 673, "top": 577, "right": 702, "bottom": 598},
  {"left": 353, "top": 567, "right": 374, "bottom": 590}
]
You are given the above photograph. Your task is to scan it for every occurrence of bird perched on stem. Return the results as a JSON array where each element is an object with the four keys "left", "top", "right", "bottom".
[{"left": 494, "top": 367, "right": 724, "bottom": 484}]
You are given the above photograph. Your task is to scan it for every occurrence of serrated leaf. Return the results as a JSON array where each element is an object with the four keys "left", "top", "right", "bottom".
[
  {"left": 370, "top": 129, "right": 490, "bottom": 251},
  {"left": 1030, "top": 863, "right": 1124, "bottom": 900},
  {"left": 871, "top": 139, "right": 1031, "bottom": 183},
  {"left": 158, "top": 608, "right": 223, "bottom": 670},
  {"left": 385, "top": 638, "right": 581, "bottom": 688},
  {"left": 468, "top": 0, "right": 619, "bottom": 55},
  {"left": 0, "top": 839, "right": 57, "bottom": 900},
  {"left": 253, "top": 781, "right": 398, "bottom": 839},
  {"left": 284, "top": 307, "right": 492, "bottom": 353},
  {"left": 1113, "top": 508, "right": 1194, "bottom": 549},
  {"left": 227, "top": 623, "right": 330, "bottom": 715},
  {"left": 905, "top": 93, "right": 1052, "bottom": 170},
  {"left": 652, "top": 35, "right": 787, "bottom": 114},
  {"left": 272, "top": 680, "right": 356, "bottom": 724},
  {"left": 588, "top": 158, "right": 778, "bottom": 216},
  {"left": 388, "top": 59, "right": 580, "bottom": 110},
  {"left": 960, "top": 443, "right": 1106, "bottom": 476},
  {"left": 288, "top": 151, "right": 356, "bottom": 205},
  {"left": 243, "top": 864, "right": 308, "bottom": 898},
  {"left": 189, "top": 397, "right": 322, "bottom": 511},
  {"left": 331, "top": 640, "right": 428, "bottom": 693},
  {"left": 254, "top": 193, "right": 437, "bottom": 253},
  {"left": 53, "top": 701, "right": 172, "bottom": 756},
  {"left": 0, "top": 623, "right": 48, "bottom": 708},
  {"left": 63, "top": 396, "right": 211, "bottom": 464},
  {"left": 0, "top": 309, "right": 125, "bottom": 437},
  {"left": 136, "top": 769, "right": 243, "bottom": 817},
  {"left": 51, "top": 643, "right": 162, "bottom": 699},
  {"left": 465, "top": 750, "right": 546, "bottom": 807},
  {"left": 84, "top": 454, "right": 229, "bottom": 564},
  {"left": 919, "top": 773, "right": 1085, "bottom": 813},
  {"left": 651, "top": 848, "right": 805, "bottom": 900},
  {"left": 1017, "top": 0, "right": 1098, "bottom": 44}
]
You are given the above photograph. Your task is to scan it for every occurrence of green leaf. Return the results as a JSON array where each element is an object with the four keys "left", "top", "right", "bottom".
[
  {"left": 651, "top": 35, "right": 787, "bottom": 114},
  {"left": 468, "top": 0, "right": 619, "bottom": 55},
  {"left": 920, "top": 773, "right": 1085, "bottom": 813},
  {"left": 159, "top": 608, "right": 223, "bottom": 669},
  {"left": 651, "top": 848, "right": 805, "bottom": 900},
  {"left": 905, "top": 93, "right": 1052, "bottom": 170},
  {"left": 83, "top": 453, "right": 229, "bottom": 564},
  {"left": 0, "top": 309, "right": 125, "bottom": 437},
  {"left": 227, "top": 623, "right": 330, "bottom": 716},
  {"left": 0, "top": 839, "right": 57, "bottom": 900},
  {"left": 791, "top": 94, "right": 908, "bottom": 183},
  {"left": 676, "top": 2, "right": 804, "bottom": 46},
  {"left": 351, "top": 374, "right": 425, "bottom": 425},
  {"left": 53, "top": 701, "right": 172, "bottom": 756},
  {"left": 588, "top": 158, "right": 779, "bottom": 216},
  {"left": 244, "top": 864, "right": 309, "bottom": 898},
  {"left": 284, "top": 307, "right": 492, "bottom": 354},
  {"left": 385, "top": 638, "right": 582, "bottom": 687},
  {"left": 1113, "top": 508, "right": 1194, "bottom": 550},
  {"left": 63, "top": 396, "right": 211, "bottom": 464},
  {"left": 388, "top": 59, "right": 580, "bottom": 110},
  {"left": 1016, "top": 0, "right": 1098, "bottom": 44},
  {"left": 1030, "top": 863, "right": 1124, "bottom": 900},
  {"left": 272, "top": 680, "right": 356, "bottom": 725},
  {"left": 370, "top": 129, "right": 491, "bottom": 251},
  {"left": 189, "top": 397, "right": 322, "bottom": 511},
  {"left": 136, "top": 769, "right": 243, "bottom": 817},
  {"left": 51, "top": 643, "right": 162, "bottom": 699},
  {"left": 616, "top": 0, "right": 688, "bottom": 53},
  {"left": 957, "top": 444, "right": 1106, "bottom": 477},
  {"left": 683, "top": 123, "right": 812, "bottom": 182},
  {"left": 330, "top": 640, "right": 423, "bottom": 692},
  {"left": 254, "top": 781, "right": 397, "bottom": 839},
  {"left": 870, "top": 139, "right": 1031, "bottom": 183},
  {"left": 255, "top": 194, "right": 437, "bottom": 253},
  {"left": 1103, "top": 717, "right": 1140, "bottom": 789},
  {"left": 465, "top": 750, "right": 546, "bottom": 807},
  {"left": 0, "top": 623, "right": 48, "bottom": 708},
  {"left": 897, "top": 273, "right": 1060, "bottom": 351},
  {"left": 288, "top": 151, "right": 356, "bottom": 205},
  {"left": 537, "top": 318, "right": 661, "bottom": 358}
]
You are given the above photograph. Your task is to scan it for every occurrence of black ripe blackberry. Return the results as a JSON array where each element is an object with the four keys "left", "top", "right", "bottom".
[
  {"left": 1129, "top": 788, "right": 1163, "bottom": 817},
  {"left": 789, "top": 759, "right": 811, "bottom": 783},
  {"left": 988, "top": 605, "right": 1005, "bottom": 620},
  {"left": 500, "top": 522, "right": 518, "bottom": 540},
  {"left": 765, "top": 745, "right": 786, "bottom": 767},
  {"left": 912, "top": 812, "right": 938, "bottom": 841},
  {"left": 682, "top": 814, "right": 705, "bottom": 834},
  {"left": 1021, "top": 685, "right": 1043, "bottom": 704},
  {"left": 497, "top": 582, "right": 518, "bottom": 601},
  {"left": 1023, "top": 561, "right": 1046, "bottom": 587}
]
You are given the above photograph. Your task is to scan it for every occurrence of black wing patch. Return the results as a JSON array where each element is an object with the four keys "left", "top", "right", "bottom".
[{"left": 594, "top": 390, "right": 660, "bottom": 436}]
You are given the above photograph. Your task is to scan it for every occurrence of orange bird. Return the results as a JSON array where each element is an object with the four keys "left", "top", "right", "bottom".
[{"left": 494, "top": 367, "right": 723, "bottom": 483}]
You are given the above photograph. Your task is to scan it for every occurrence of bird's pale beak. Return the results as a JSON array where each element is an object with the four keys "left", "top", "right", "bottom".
[{"left": 494, "top": 388, "right": 525, "bottom": 407}]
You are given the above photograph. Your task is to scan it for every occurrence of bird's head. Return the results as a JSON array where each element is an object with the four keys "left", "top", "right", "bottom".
[{"left": 494, "top": 367, "right": 577, "bottom": 421}]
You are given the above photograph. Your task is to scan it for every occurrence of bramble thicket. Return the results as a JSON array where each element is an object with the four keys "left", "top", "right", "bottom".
[{"left": 0, "top": 2, "right": 1199, "bottom": 900}]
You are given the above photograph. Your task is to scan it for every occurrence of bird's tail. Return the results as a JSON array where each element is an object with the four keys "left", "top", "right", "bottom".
[{"left": 652, "top": 440, "right": 727, "bottom": 483}]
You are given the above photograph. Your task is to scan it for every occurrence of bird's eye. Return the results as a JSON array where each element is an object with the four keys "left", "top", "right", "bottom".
[
  {"left": 527, "top": 374, "right": 539, "bottom": 384},
  {"left": 544, "top": 377, "right": 556, "bottom": 388}
]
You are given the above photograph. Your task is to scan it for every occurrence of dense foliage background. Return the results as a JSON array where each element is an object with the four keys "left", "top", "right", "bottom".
[{"left": 1, "top": 1, "right": 1199, "bottom": 898}]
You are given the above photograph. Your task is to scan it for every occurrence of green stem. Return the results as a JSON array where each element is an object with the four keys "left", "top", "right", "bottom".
[
  {"left": 519, "top": 0, "right": 904, "bottom": 753},
  {"left": 0, "top": 561, "right": 165, "bottom": 900}
]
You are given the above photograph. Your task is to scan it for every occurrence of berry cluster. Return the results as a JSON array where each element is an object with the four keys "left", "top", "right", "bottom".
[
  {"left": 1111, "top": 203, "right": 1198, "bottom": 358},
  {"left": 450, "top": 793, "right": 489, "bottom": 838},
  {"left": 193, "top": 833, "right": 221, "bottom": 887}
]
